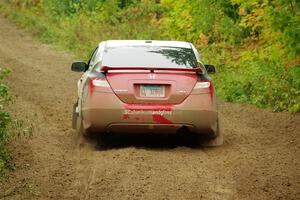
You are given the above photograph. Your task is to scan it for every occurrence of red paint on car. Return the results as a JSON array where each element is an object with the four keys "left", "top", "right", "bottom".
[
  {"left": 122, "top": 114, "right": 130, "bottom": 120},
  {"left": 152, "top": 115, "right": 173, "bottom": 124}
]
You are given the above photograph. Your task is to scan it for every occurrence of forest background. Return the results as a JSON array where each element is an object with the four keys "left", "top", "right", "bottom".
[{"left": 1, "top": 0, "right": 299, "bottom": 112}]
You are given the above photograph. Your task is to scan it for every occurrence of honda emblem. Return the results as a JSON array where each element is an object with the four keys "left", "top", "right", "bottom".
[{"left": 149, "top": 74, "right": 156, "bottom": 79}]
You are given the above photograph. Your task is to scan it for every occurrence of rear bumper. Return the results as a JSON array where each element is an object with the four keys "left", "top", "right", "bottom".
[{"left": 81, "top": 91, "right": 218, "bottom": 135}]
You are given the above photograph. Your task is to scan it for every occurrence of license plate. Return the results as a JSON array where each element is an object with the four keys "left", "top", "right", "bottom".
[{"left": 140, "top": 85, "right": 165, "bottom": 97}]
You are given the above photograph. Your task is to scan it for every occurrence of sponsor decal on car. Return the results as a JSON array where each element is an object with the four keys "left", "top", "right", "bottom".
[{"left": 123, "top": 109, "right": 173, "bottom": 116}]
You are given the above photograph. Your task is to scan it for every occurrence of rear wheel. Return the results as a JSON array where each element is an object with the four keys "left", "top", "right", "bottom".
[
  {"left": 73, "top": 101, "right": 108, "bottom": 149},
  {"left": 74, "top": 101, "right": 92, "bottom": 147},
  {"left": 76, "top": 112, "right": 90, "bottom": 137},
  {"left": 72, "top": 101, "right": 88, "bottom": 136},
  {"left": 202, "top": 120, "right": 223, "bottom": 147},
  {"left": 72, "top": 102, "right": 78, "bottom": 129},
  {"left": 96, "top": 134, "right": 110, "bottom": 150}
]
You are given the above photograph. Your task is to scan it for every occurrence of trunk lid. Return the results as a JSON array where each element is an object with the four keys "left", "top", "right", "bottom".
[{"left": 104, "top": 67, "right": 199, "bottom": 104}]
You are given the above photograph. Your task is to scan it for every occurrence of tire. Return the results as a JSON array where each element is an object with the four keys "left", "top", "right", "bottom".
[
  {"left": 73, "top": 99, "right": 92, "bottom": 137},
  {"left": 96, "top": 134, "right": 109, "bottom": 150},
  {"left": 72, "top": 102, "right": 78, "bottom": 129},
  {"left": 76, "top": 112, "right": 89, "bottom": 137},
  {"left": 73, "top": 101, "right": 89, "bottom": 136},
  {"left": 202, "top": 120, "right": 223, "bottom": 147},
  {"left": 75, "top": 110, "right": 94, "bottom": 148}
]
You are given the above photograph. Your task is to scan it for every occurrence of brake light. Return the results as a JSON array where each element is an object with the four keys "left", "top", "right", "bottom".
[
  {"left": 194, "top": 81, "right": 210, "bottom": 89},
  {"left": 193, "top": 80, "right": 213, "bottom": 99},
  {"left": 89, "top": 78, "right": 110, "bottom": 91}
]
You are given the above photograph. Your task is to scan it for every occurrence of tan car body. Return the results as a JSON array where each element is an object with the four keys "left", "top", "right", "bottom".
[{"left": 72, "top": 40, "right": 222, "bottom": 146}]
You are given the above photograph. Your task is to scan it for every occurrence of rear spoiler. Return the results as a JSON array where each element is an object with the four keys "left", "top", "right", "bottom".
[{"left": 100, "top": 66, "right": 202, "bottom": 74}]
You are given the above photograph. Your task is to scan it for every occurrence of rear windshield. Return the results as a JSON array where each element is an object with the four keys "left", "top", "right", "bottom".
[{"left": 101, "top": 46, "right": 198, "bottom": 68}]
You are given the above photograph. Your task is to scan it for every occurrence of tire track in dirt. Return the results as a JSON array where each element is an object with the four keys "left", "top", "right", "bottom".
[{"left": 0, "top": 16, "right": 299, "bottom": 200}]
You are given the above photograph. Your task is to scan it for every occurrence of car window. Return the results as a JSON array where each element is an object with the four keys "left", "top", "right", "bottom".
[
  {"left": 190, "top": 43, "right": 200, "bottom": 61},
  {"left": 88, "top": 47, "right": 98, "bottom": 69},
  {"left": 89, "top": 42, "right": 106, "bottom": 71},
  {"left": 93, "top": 48, "right": 103, "bottom": 65},
  {"left": 102, "top": 46, "right": 199, "bottom": 69}
]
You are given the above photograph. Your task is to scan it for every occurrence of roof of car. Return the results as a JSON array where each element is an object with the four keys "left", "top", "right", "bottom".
[{"left": 103, "top": 40, "right": 191, "bottom": 48}]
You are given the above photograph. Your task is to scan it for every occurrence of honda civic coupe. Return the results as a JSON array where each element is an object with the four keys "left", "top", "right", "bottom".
[{"left": 71, "top": 40, "right": 223, "bottom": 146}]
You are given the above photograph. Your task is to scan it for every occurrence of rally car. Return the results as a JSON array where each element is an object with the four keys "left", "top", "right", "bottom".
[{"left": 71, "top": 40, "right": 223, "bottom": 146}]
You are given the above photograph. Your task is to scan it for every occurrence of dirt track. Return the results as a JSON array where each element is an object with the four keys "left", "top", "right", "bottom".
[{"left": 0, "top": 16, "right": 299, "bottom": 200}]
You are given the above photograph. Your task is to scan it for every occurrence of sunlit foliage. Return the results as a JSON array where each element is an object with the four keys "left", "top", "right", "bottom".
[
  {"left": 1, "top": 0, "right": 299, "bottom": 112},
  {"left": 0, "top": 68, "right": 11, "bottom": 175}
]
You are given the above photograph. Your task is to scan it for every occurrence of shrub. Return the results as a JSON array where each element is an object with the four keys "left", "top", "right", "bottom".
[
  {"left": 1, "top": 0, "right": 299, "bottom": 112},
  {"left": 0, "top": 68, "right": 11, "bottom": 176}
]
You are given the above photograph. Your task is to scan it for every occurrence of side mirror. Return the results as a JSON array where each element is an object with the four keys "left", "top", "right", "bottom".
[
  {"left": 204, "top": 64, "right": 216, "bottom": 74},
  {"left": 71, "top": 61, "right": 88, "bottom": 72}
]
